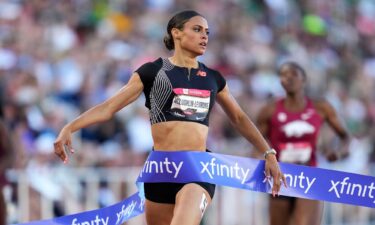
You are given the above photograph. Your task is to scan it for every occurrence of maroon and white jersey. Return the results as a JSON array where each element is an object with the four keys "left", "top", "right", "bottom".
[{"left": 268, "top": 98, "right": 323, "bottom": 166}]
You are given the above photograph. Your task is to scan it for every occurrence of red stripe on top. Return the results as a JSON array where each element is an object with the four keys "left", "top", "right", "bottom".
[{"left": 173, "top": 88, "right": 211, "bottom": 97}]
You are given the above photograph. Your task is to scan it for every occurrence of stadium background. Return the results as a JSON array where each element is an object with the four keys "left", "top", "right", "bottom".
[{"left": 0, "top": 0, "right": 374, "bottom": 224}]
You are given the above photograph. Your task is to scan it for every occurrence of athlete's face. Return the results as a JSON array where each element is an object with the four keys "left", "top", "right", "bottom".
[
  {"left": 173, "top": 16, "right": 209, "bottom": 56},
  {"left": 279, "top": 65, "right": 306, "bottom": 95}
]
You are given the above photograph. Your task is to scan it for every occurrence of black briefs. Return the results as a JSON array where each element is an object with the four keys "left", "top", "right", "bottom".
[
  {"left": 144, "top": 149, "right": 216, "bottom": 204},
  {"left": 144, "top": 181, "right": 216, "bottom": 204}
]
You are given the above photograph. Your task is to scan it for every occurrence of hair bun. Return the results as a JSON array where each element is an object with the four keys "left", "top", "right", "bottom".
[{"left": 163, "top": 33, "right": 174, "bottom": 51}]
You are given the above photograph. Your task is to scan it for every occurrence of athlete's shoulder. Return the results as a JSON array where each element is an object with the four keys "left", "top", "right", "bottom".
[
  {"left": 135, "top": 57, "right": 163, "bottom": 84},
  {"left": 136, "top": 57, "right": 163, "bottom": 73},
  {"left": 308, "top": 97, "right": 336, "bottom": 119},
  {"left": 199, "top": 62, "right": 226, "bottom": 91},
  {"left": 257, "top": 97, "right": 279, "bottom": 120},
  {"left": 274, "top": 97, "right": 285, "bottom": 104},
  {"left": 309, "top": 97, "right": 330, "bottom": 109},
  {"left": 263, "top": 97, "right": 279, "bottom": 112},
  {"left": 199, "top": 62, "right": 221, "bottom": 75}
]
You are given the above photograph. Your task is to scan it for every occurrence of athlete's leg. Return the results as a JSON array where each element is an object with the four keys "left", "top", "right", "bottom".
[
  {"left": 170, "top": 183, "right": 212, "bottom": 225},
  {"left": 269, "top": 196, "right": 294, "bottom": 225},
  {"left": 145, "top": 200, "right": 174, "bottom": 225},
  {"left": 290, "top": 199, "right": 323, "bottom": 225}
]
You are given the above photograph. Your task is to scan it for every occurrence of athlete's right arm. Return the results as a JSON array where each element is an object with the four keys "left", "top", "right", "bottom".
[{"left": 54, "top": 73, "right": 144, "bottom": 163}]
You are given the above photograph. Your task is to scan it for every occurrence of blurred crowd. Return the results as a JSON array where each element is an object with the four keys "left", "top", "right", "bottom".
[{"left": 0, "top": 0, "right": 375, "bottom": 222}]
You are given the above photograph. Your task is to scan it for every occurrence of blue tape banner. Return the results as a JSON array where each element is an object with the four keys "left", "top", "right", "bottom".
[
  {"left": 138, "top": 151, "right": 375, "bottom": 208},
  {"left": 14, "top": 151, "right": 375, "bottom": 225},
  {"left": 17, "top": 192, "right": 145, "bottom": 225}
]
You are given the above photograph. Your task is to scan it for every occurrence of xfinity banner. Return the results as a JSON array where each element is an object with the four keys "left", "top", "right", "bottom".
[
  {"left": 17, "top": 192, "right": 145, "bottom": 225},
  {"left": 138, "top": 151, "right": 375, "bottom": 207},
  {"left": 15, "top": 151, "right": 375, "bottom": 225}
]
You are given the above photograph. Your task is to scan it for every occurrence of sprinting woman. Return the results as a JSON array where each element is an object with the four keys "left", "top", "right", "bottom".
[{"left": 54, "top": 10, "right": 286, "bottom": 225}]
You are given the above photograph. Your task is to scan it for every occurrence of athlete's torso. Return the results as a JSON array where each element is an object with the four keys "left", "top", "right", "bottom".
[
  {"left": 136, "top": 57, "right": 226, "bottom": 126},
  {"left": 268, "top": 98, "right": 323, "bottom": 166},
  {"left": 136, "top": 57, "right": 226, "bottom": 151}
]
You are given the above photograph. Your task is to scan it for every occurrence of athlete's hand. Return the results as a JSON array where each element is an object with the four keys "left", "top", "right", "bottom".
[
  {"left": 325, "top": 150, "right": 339, "bottom": 162},
  {"left": 265, "top": 155, "right": 287, "bottom": 197},
  {"left": 326, "top": 149, "right": 349, "bottom": 162},
  {"left": 54, "top": 126, "right": 75, "bottom": 164}
]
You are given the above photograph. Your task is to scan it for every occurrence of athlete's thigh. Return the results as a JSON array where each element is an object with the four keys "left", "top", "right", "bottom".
[
  {"left": 269, "top": 196, "right": 294, "bottom": 225},
  {"left": 171, "top": 183, "right": 212, "bottom": 225},
  {"left": 290, "top": 198, "right": 323, "bottom": 225},
  {"left": 145, "top": 200, "right": 174, "bottom": 225}
]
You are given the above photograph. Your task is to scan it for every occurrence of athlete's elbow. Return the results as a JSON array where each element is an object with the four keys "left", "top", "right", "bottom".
[
  {"left": 102, "top": 110, "right": 114, "bottom": 121},
  {"left": 96, "top": 103, "right": 116, "bottom": 121},
  {"left": 229, "top": 112, "right": 247, "bottom": 126}
]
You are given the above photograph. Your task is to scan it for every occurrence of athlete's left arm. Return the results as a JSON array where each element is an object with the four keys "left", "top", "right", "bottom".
[
  {"left": 316, "top": 100, "right": 351, "bottom": 160},
  {"left": 217, "top": 85, "right": 287, "bottom": 195}
]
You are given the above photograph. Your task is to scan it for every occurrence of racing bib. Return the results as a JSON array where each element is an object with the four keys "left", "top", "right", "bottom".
[
  {"left": 279, "top": 142, "right": 312, "bottom": 163},
  {"left": 169, "top": 88, "right": 211, "bottom": 121}
]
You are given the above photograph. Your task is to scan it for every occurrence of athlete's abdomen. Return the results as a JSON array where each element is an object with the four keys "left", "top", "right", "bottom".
[{"left": 151, "top": 121, "right": 208, "bottom": 151}]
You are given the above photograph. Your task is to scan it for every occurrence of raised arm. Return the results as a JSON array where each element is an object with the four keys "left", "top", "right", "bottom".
[
  {"left": 54, "top": 73, "right": 144, "bottom": 163},
  {"left": 216, "top": 85, "right": 286, "bottom": 195}
]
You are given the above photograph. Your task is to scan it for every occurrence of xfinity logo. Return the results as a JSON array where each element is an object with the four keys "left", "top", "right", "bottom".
[
  {"left": 329, "top": 177, "right": 375, "bottom": 202},
  {"left": 71, "top": 215, "right": 108, "bottom": 225},
  {"left": 263, "top": 171, "right": 316, "bottom": 194},
  {"left": 140, "top": 157, "right": 184, "bottom": 178},
  {"left": 116, "top": 201, "right": 137, "bottom": 223},
  {"left": 200, "top": 157, "right": 250, "bottom": 184}
]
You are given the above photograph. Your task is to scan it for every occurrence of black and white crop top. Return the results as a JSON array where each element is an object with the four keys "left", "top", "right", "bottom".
[{"left": 135, "top": 57, "right": 226, "bottom": 126}]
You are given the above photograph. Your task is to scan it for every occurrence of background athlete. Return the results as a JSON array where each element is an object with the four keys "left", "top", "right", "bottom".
[
  {"left": 54, "top": 10, "right": 286, "bottom": 225},
  {"left": 257, "top": 62, "right": 350, "bottom": 225}
]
